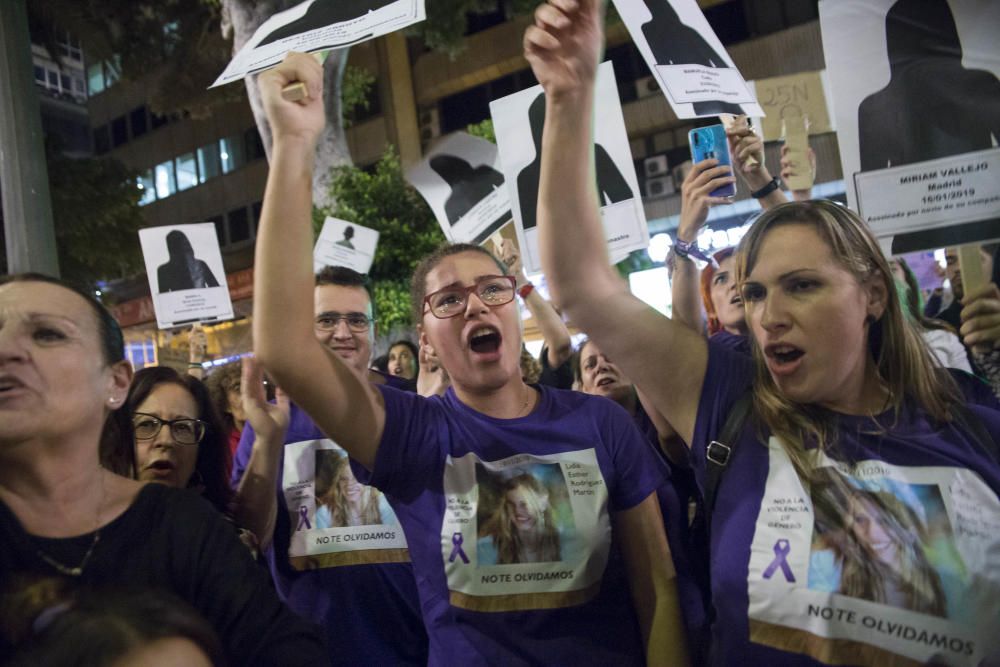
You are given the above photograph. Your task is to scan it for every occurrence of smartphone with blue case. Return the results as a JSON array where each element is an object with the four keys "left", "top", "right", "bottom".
[{"left": 688, "top": 124, "right": 736, "bottom": 200}]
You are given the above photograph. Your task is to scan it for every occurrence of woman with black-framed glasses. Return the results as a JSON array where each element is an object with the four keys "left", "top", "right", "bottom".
[{"left": 103, "top": 366, "right": 232, "bottom": 516}]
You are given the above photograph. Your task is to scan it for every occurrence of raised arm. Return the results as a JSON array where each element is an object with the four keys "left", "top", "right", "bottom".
[
  {"left": 525, "top": 0, "right": 706, "bottom": 443},
  {"left": 253, "top": 54, "right": 385, "bottom": 470},
  {"left": 501, "top": 239, "right": 573, "bottom": 368},
  {"left": 727, "top": 122, "right": 787, "bottom": 210},
  {"left": 671, "top": 159, "right": 735, "bottom": 332},
  {"left": 232, "top": 356, "right": 290, "bottom": 549}
]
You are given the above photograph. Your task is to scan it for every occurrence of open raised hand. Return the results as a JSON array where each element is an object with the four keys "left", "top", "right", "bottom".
[{"left": 241, "top": 355, "right": 291, "bottom": 445}]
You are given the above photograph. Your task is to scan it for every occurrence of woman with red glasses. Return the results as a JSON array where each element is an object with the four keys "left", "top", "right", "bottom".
[{"left": 250, "top": 53, "right": 690, "bottom": 666}]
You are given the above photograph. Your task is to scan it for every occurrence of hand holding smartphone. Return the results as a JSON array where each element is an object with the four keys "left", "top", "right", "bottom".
[{"left": 688, "top": 124, "right": 737, "bottom": 201}]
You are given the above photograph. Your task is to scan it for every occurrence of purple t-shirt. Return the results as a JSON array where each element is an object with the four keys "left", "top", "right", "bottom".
[
  {"left": 231, "top": 387, "right": 428, "bottom": 665},
  {"left": 694, "top": 339, "right": 1000, "bottom": 666},
  {"left": 362, "top": 383, "right": 666, "bottom": 666},
  {"left": 709, "top": 329, "right": 751, "bottom": 355},
  {"left": 632, "top": 404, "right": 710, "bottom": 656}
]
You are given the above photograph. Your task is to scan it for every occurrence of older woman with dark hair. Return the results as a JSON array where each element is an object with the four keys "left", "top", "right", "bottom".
[
  {"left": 110, "top": 366, "right": 233, "bottom": 515},
  {"left": 0, "top": 273, "right": 324, "bottom": 665}
]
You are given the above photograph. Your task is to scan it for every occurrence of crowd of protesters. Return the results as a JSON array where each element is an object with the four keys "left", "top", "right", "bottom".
[{"left": 2, "top": 1, "right": 1000, "bottom": 665}]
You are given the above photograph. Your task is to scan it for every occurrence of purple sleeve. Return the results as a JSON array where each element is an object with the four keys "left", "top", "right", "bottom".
[
  {"left": 231, "top": 422, "right": 256, "bottom": 489},
  {"left": 358, "top": 385, "right": 445, "bottom": 502},
  {"left": 604, "top": 402, "right": 669, "bottom": 512},
  {"left": 690, "top": 340, "right": 756, "bottom": 474}
]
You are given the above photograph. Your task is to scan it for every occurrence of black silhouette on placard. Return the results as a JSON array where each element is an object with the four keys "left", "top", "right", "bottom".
[
  {"left": 639, "top": 0, "right": 745, "bottom": 116},
  {"left": 857, "top": 0, "right": 1000, "bottom": 171},
  {"left": 257, "top": 0, "right": 397, "bottom": 47},
  {"left": 336, "top": 225, "right": 356, "bottom": 249},
  {"left": 517, "top": 93, "right": 634, "bottom": 231},
  {"left": 429, "top": 155, "right": 506, "bottom": 224},
  {"left": 157, "top": 230, "right": 221, "bottom": 293}
]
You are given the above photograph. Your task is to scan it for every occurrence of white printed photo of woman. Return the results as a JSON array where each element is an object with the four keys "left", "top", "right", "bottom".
[
  {"left": 314, "top": 449, "right": 397, "bottom": 528},
  {"left": 476, "top": 464, "right": 575, "bottom": 566},
  {"left": 808, "top": 469, "right": 964, "bottom": 619}
]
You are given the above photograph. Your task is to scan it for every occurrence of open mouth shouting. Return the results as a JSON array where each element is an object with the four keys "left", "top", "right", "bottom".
[
  {"left": 143, "top": 459, "right": 177, "bottom": 481},
  {"left": 764, "top": 343, "right": 805, "bottom": 377},
  {"left": 596, "top": 376, "right": 618, "bottom": 388},
  {"left": 467, "top": 325, "right": 503, "bottom": 360}
]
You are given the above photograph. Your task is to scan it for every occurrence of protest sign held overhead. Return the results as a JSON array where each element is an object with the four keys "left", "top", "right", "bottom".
[
  {"left": 138, "top": 223, "right": 234, "bottom": 329},
  {"left": 490, "top": 61, "right": 648, "bottom": 274},
  {"left": 314, "top": 217, "right": 380, "bottom": 274},
  {"left": 612, "top": 0, "right": 764, "bottom": 119},
  {"left": 820, "top": 0, "right": 1000, "bottom": 252},
  {"left": 406, "top": 132, "right": 512, "bottom": 245},
  {"left": 212, "top": 0, "right": 426, "bottom": 87}
]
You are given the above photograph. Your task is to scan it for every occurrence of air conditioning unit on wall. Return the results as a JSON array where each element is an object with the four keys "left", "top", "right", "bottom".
[
  {"left": 645, "top": 175, "right": 675, "bottom": 199},
  {"left": 643, "top": 154, "right": 669, "bottom": 178},
  {"left": 634, "top": 76, "right": 659, "bottom": 100},
  {"left": 418, "top": 107, "right": 441, "bottom": 144},
  {"left": 672, "top": 160, "right": 693, "bottom": 190}
]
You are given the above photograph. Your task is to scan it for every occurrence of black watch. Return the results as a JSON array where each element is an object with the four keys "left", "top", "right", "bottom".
[{"left": 751, "top": 177, "right": 781, "bottom": 199}]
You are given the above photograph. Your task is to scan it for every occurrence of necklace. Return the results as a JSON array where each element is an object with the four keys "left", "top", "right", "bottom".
[
  {"left": 517, "top": 387, "right": 534, "bottom": 417},
  {"left": 34, "top": 473, "right": 105, "bottom": 577}
]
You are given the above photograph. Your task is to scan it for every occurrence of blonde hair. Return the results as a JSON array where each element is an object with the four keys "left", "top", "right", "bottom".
[
  {"left": 316, "top": 453, "right": 382, "bottom": 527},
  {"left": 487, "top": 474, "right": 560, "bottom": 564},
  {"left": 734, "top": 201, "right": 961, "bottom": 479},
  {"left": 840, "top": 489, "right": 946, "bottom": 616}
]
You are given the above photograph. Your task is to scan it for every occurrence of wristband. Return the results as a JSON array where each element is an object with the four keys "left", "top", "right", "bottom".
[
  {"left": 517, "top": 283, "right": 535, "bottom": 299},
  {"left": 673, "top": 238, "right": 713, "bottom": 263},
  {"left": 751, "top": 176, "right": 781, "bottom": 199}
]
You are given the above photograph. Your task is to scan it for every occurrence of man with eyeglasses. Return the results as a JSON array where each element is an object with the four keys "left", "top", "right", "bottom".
[{"left": 231, "top": 266, "right": 428, "bottom": 666}]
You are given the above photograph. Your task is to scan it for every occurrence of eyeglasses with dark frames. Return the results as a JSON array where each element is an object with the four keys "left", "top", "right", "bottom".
[
  {"left": 132, "top": 413, "right": 207, "bottom": 445},
  {"left": 422, "top": 275, "right": 517, "bottom": 319},
  {"left": 313, "top": 312, "right": 373, "bottom": 333}
]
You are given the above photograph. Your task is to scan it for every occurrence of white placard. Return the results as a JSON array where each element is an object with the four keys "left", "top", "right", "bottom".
[
  {"left": 138, "top": 223, "right": 234, "bottom": 329},
  {"left": 211, "top": 0, "right": 426, "bottom": 87},
  {"left": 855, "top": 148, "right": 1000, "bottom": 238},
  {"left": 490, "top": 61, "right": 649, "bottom": 275},
  {"left": 820, "top": 0, "right": 1000, "bottom": 248},
  {"left": 406, "top": 132, "right": 512, "bottom": 245},
  {"left": 612, "top": 0, "right": 763, "bottom": 119},
  {"left": 313, "top": 216, "right": 379, "bottom": 274}
]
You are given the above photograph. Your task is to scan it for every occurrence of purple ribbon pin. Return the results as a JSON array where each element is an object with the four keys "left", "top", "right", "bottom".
[
  {"left": 448, "top": 532, "right": 469, "bottom": 564},
  {"left": 297, "top": 505, "right": 311, "bottom": 531},
  {"left": 762, "top": 539, "right": 795, "bottom": 582}
]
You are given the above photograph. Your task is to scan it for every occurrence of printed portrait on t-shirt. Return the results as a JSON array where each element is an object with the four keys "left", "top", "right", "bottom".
[
  {"left": 441, "top": 449, "right": 611, "bottom": 612},
  {"left": 743, "top": 438, "right": 1000, "bottom": 666},
  {"left": 807, "top": 467, "right": 963, "bottom": 620},
  {"left": 314, "top": 448, "right": 397, "bottom": 529},
  {"left": 474, "top": 463, "right": 576, "bottom": 566},
  {"left": 282, "top": 439, "right": 408, "bottom": 570}
]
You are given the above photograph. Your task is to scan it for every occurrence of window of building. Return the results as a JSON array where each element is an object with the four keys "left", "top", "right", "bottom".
[
  {"left": 93, "top": 125, "right": 110, "bottom": 155},
  {"left": 197, "top": 143, "right": 222, "bottom": 183},
  {"left": 227, "top": 207, "right": 251, "bottom": 244},
  {"left": 137, "top": 169, "right": 156, "bottom": 206},
  {"left": 464, "top": 0, "right": 506, "bottom": 36},
  {"left": 34, "top": 66, "right": 45, "bottom": 84},
  {"left": 104, "top": 58, "right": 121, "bottom": 88},
  {"left": 60, "top": 74, "right": 71, "bottom": 92},
  {"left": 209, "top": 215, "right": 226, "bottom": 246},
  {"left": 47, "top": 70, "right": 59, "bottom": 88},
  {"left": 111, "top": 116, "right": 128, "bottom": 147},
  {"left": 219, "top": 136, "right": 246, "bottom": 174},
  {"left": 154, "top": 161, "right": 176, "bottom": 199},
  {"left": 130, "top": 106, "right": 148, "bottom": 138},
  {"left": 150, "top": 112, "right": 169, "bottom": 130},
  {"left": 175, "top": 152, "right": 198, "bottom": 191},
  {"left": 251, "top": 201, "right": 263, "bottom": 236},
  {"left": 244, "top": 127, "right": 266, "bottom": 162},
  {"left": 87, "top": 62, "right": 105, "bottom": 95}
]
